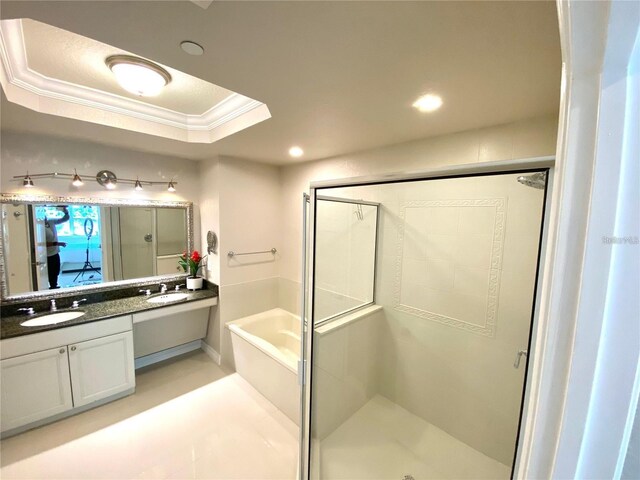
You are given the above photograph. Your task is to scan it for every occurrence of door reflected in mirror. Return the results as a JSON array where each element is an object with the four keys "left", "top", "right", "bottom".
[{"left": 1, "top": 200, "right": 189, "bottom": 296}]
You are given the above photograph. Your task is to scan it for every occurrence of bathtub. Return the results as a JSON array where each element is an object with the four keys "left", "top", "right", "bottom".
[{"left": 227, "top": 308, "right": 301, "bottom": 424}]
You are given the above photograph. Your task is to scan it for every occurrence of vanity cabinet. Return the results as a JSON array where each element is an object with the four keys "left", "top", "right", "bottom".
[
  {"left": 68, "top": 332, "right": 135, "bottom": 408},
  {"left": 0, "top": 315, "right": 135, "bottom": 436},
  {"left": 0, "top": 346, "right": 74, "bottom": 432}
]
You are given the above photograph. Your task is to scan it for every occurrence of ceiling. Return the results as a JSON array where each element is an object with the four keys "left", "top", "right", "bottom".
[
  {"left": 21, "top": 18, "right": 232, "bottom": 115},
  {"left": 0, "top": 1, "right": 561, "bottom": 165}
]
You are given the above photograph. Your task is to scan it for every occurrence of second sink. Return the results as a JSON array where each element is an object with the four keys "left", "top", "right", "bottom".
[
  {"left": 147, "top": 293, "right": 190, "bottom": 304},
  {"left": 21, "top": 311, "right": 86, "bottom": 327}
]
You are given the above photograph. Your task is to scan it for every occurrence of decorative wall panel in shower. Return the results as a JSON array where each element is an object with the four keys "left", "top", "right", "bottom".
[{"left": 393, "top": 198, "right": 506, "bottom": 337}]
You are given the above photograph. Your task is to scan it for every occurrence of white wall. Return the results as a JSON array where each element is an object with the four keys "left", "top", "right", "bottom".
[
  {"left": 322, "top": 173, "right": 545, "bottom": 465},
  {"left": 0, "top": 131, "right": 203, "bottom": 287},
  {"left": 218, "top": 156, "right": 281, "bottom": 286},
  {"left": 0, "top": 131, "right": 200, "bottom": 204},
  {"left": 315, "top": 199, "right": 377, "bottom": 320},
  {"left": 1, "top": 130, "right": 202, "bottom": 268},
  {"left": 198, "top": 155, "right": 282, "bottom": 365},
  {"left": 278, "top": 114, "right": 558, "bottom": 288},
  {"left": 312, "top": 309, "right": 384, "bottom": 440}
]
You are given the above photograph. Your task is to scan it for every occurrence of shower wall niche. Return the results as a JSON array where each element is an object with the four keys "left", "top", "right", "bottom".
[{"left": 309, "top": 170, "right": 548, "bottom": 479}]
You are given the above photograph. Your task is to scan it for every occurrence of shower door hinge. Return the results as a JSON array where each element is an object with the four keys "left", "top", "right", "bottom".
[{"left": 298, "top": 359, "right": 307, "bottom": 385}]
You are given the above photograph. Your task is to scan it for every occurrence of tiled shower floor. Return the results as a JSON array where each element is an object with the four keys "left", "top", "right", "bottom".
[{"left": 317, "top": 395, "right": 511, "bottom": 480}]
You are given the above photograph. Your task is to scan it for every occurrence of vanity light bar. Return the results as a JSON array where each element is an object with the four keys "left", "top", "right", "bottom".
[{"left": 13, "top": 171, "right": 178, "bottom": 192}]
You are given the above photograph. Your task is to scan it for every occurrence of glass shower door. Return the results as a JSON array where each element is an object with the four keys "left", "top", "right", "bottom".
[{"left": 305, "top": 170, "right": 549, "bottom": 480}]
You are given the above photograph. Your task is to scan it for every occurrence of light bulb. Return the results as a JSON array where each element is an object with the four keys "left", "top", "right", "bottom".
[
  {"left": 106, "top": 56, "right": 171, "bottom": 97},
  {"left": 134, "top": 179, "right": 143, "bottom": 191},
  {"left": 412, "top": 93, "right": 443, "bottom": 112},
  {"left": 72, "top": 170, "right": 83, "bottom": 187},
  {"left": 23, "top": 174, "right": 34, "bottom": 188},
  {"left": 167, "top": 181, "right": 176, "bottom": 193},
  {"left": 289, "top": 146, "right": 304, "bottom": 158}
]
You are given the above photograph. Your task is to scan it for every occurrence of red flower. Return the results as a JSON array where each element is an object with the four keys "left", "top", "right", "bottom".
[{"left": 190, "top": 250, "right": 201, "bottom": 263}]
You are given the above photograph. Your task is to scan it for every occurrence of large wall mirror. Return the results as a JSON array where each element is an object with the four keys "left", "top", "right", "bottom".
[{"left": 0, "top": 194, "right": 194, "bottom": 300}]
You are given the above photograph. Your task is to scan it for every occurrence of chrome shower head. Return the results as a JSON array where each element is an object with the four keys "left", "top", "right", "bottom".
[{"left": 517, "top": 172, "right": 546, "bottom": 190}]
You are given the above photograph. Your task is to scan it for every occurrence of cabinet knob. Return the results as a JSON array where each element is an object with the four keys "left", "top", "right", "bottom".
[
  {"left": 59, "top": 348, "right": 65, "bottom": 354},
  {"left": 70, "top": 346, "right": 77, "bottom": 351}
]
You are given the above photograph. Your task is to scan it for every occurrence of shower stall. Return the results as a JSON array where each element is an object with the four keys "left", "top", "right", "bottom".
[{"left": 299, "top": 162, "right": 551, "bottom": 479}]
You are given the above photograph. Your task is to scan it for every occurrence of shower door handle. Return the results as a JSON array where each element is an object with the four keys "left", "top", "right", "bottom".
[{"left": 514, "top": 349, "right": 528, "bottom": 369}]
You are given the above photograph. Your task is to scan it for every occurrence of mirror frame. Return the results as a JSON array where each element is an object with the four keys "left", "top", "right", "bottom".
[{"left": 0, "top": 192, "right": 194, "bottom": 302}]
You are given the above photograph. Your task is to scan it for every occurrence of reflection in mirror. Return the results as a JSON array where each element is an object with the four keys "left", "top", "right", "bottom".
[
  {"left": 314, "top": 196, "right": 379, "bottom": 323},
  {"left": 1, "top": 199, "right": 189, "bottom": 296}
]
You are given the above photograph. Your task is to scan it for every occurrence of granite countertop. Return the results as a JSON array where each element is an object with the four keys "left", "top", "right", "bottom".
[{"left": 1, "top": 282, "right": 218, "bottom": 340}]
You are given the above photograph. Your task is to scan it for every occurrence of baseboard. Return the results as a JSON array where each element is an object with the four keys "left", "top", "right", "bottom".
[
  {"left": 200, "top": 340, "right": 221, "bottom": 365},
  {"left": 134, "top": 340, "right": 202, "bottom": 369}
]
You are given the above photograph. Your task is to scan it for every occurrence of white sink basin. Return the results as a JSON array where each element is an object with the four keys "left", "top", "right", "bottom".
[
  {"left": 147, "top": 293, "right": 190, "bottom": 304},
  {"left": 21, "top": 311, "right": 85, "bottom": 327}
]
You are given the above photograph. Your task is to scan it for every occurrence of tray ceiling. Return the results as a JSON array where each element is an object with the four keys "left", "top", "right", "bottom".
[
  {"left": 0, "top": 1, "right": 560, "bottom": 164},
  {"left": 0, "top": 18, "right": 270, "bottom": 144}
]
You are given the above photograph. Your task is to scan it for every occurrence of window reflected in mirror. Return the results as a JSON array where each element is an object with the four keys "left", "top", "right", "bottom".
[{"left": 1, "top": 202, "right": 188, "bottom": 296}]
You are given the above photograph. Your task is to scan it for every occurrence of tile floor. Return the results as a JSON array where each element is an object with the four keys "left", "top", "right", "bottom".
[
  {"left": 0, "top": 351, "right": 298, "bottom": 480},
  {"left": 316, "top": 395, "right": 511, "bottom": 480}
]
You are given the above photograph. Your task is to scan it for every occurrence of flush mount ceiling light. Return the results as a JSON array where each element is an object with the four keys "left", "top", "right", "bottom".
[
  {"left": 412, "top": 93, "right": 443, "bottom": 112},
  {"left": 105, "top": 55, "right": 172, "bottom": 97},
  {"left": 289, "top": 146, "right": 304, "bottom": 158}
]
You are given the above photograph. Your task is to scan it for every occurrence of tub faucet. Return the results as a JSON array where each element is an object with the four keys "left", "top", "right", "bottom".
[{"left": 50, "top": 299, "right": 57, "bottom": 312}]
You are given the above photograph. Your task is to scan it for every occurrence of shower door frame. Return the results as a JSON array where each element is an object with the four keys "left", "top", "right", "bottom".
[{"left": 299, "top": 155, "right": 555, "bottom": 480}]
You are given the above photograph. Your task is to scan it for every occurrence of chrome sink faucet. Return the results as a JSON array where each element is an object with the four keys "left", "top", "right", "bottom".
[
  {"left": 160, "top": 283, "right": 168, "bottom": 294},
  {"left": 175, "top": 284, "right": 184, "bottom": 291},
  {"left": 50, "top": 299, "right": 57, "bottom": 312},
  {"left": 72, "top": 299, "right": 87, "bottom": 309}
]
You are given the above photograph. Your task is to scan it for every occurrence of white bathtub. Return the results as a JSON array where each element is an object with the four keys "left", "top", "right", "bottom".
[{"left": 227, "top": 308, "right": 301, "bottom": 424}]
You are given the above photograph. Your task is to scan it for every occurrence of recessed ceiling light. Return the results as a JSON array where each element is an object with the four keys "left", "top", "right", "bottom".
[
  {"left": 412, "top": 94, "right": 443, "bottom": 112},
  {"left": 289, "top": 146, "right": 304, "bottom": 158},
  {"left": 180, "top": 41, "right": 205, "bottom": 56},
  {"left": 106, "top": 55, "right": 171, "bottom": 97}
]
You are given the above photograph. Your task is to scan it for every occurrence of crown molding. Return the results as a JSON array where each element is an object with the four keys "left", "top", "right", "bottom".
[{"left": 0, "top": 19, "right": 271, "bottom": 143}]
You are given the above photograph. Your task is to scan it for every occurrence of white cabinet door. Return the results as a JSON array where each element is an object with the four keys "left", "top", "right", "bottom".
[
  {"left": 68, "top": 331, "right": 135, "bottom": 408},
  {"left": 1, "top": 346, "right": 73, "bottom": 432}
]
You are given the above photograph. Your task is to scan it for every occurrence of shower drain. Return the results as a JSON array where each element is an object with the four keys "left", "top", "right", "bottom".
[{"left": 402, "top": 475, "right": 415, "bottom": 480}]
